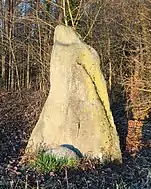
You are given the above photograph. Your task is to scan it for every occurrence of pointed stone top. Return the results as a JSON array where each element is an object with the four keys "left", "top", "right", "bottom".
[{"left": 54, "top": 25, "right": 81, "bottom": 45}]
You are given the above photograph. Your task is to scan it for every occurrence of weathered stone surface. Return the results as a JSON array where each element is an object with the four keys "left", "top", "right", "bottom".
[
  {"left": 26, "top": 25, "right": 122, "bottom": 163},
  {"left": 45, "top": 144, "right": 83, "bottom": 160}
]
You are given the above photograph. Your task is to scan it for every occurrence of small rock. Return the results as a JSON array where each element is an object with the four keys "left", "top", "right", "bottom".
[{"left": 44, "top": 144, "right": 83, "bottom": 160}]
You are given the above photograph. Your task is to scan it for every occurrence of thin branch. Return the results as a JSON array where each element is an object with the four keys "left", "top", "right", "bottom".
[
  {"left": 66, "top": 0, "right": 75, "bottom": 29},
  {"left": 83, "top": 6, "right": 101, "bottom": 41},
  {"left": 137, "top": 88, "right": 151, "bottom": 93},
  {"left": 63, "top": 0, "right": 68, "bottom": 26}
]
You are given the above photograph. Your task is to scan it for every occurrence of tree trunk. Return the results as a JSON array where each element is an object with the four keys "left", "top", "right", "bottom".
[{"left": 0, "top": 1, "right": 5, "bottom": 87}]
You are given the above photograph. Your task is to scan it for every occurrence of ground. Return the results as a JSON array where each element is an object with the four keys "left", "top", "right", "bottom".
[{"left": 0, "top": 89, "right": 151, "bottom": 189}]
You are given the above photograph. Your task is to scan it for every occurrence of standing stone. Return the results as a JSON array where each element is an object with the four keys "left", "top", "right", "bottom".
[{"left": 26, "top": 25, "right": 122, "bottom": 163}]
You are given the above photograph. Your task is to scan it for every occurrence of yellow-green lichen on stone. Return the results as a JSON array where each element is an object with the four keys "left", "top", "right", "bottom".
[{"left": 77, "top": 47, "right": 114, "bottom": 123}]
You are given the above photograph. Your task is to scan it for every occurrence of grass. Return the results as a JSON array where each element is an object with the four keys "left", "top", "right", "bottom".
[{"left": 29, "top": 150, "right": 79, "bottom": 174}]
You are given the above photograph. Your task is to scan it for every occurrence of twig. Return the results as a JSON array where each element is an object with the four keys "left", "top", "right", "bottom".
[
  {"left": 83, "top": 6, "right": 101, "bottom": 41},
  {"left": 25, "top": 175, "right": 28, "bottom": 189},
  {"left": 66, "top": 0, "right": 75, "bottom": 29},
  {"left": 137, "top": 88, "right": 151, "bottom": 93},
  {"left": 63, "top": 0, "right": 68, "bottom": 26},
  {"left": 64, "top": 168, "right": 69, "bottom": 189}
]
